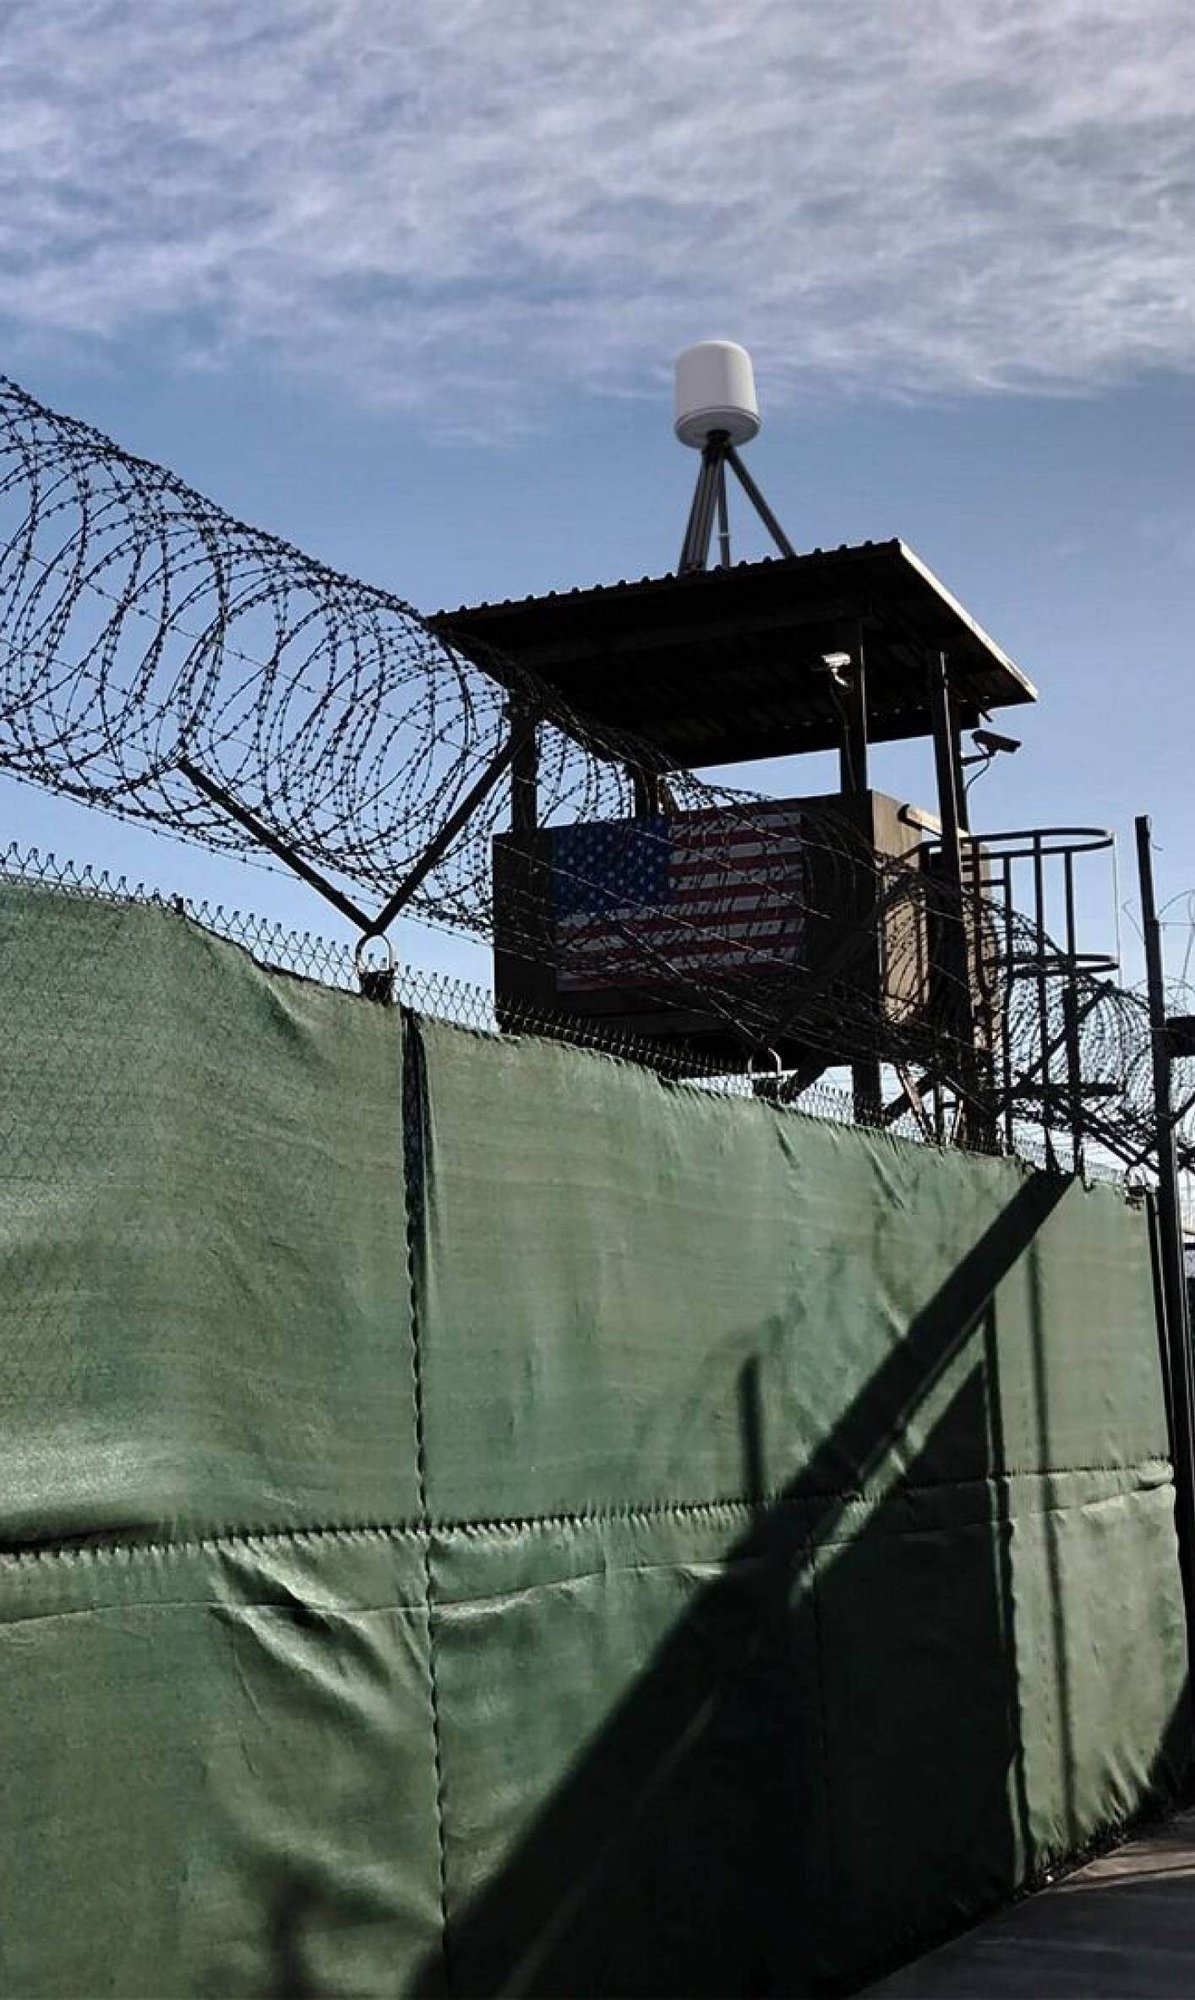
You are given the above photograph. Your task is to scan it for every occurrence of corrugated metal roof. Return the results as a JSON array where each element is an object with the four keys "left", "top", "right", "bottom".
[{"left": 430, "top": 541, "right": 1036, "bottom": 771}]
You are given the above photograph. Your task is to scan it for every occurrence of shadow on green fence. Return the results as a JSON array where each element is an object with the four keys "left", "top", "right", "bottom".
[{"left": 398, "top": 1170, "right": 1190, "bottom": 1997}]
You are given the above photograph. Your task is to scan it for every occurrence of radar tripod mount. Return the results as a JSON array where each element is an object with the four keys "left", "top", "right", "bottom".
[
  {"left": 673, "top": 340, "right": 796, "bottom": 573},
  {"left": 678, "top": 431, "right": 797, "bottom": 574}
]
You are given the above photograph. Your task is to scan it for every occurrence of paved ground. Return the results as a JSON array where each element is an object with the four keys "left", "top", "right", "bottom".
[{"left": 865, "top": 1808, "right": 1195, "bottom": 1998}]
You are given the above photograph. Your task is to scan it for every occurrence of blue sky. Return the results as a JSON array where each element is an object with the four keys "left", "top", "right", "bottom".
[{"left": 1, "top": 0, "right": 1193, "bottom": 986}]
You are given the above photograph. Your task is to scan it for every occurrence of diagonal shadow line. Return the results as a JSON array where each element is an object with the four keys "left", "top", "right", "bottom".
[{"left": 410, "top": 1169, "right": 1074, "bottom": 1998}]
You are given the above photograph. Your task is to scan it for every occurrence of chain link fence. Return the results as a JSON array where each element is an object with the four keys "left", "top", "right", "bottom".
[{"left": 3, "top": 838, "right": 1099, "bottom": 1188}]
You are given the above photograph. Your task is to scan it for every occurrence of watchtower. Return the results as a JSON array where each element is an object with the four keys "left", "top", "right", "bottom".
[{"left": 431, "top": 344, "right": 1038, "bottom": 1122}]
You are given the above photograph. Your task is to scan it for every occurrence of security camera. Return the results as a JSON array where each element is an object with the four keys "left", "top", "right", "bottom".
[{"left": 972, "top": 728, "right": 1021, "bottom": 757}]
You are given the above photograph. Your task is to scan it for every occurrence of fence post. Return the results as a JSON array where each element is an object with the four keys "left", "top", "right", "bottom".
[{"left": 1136, "top": 814, "right": 1195, "bottom": 1696}]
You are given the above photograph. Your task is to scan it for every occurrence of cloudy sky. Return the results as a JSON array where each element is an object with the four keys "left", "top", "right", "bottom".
[{"left": 0, "top": 0, "right": 1192, "bottom": 971}]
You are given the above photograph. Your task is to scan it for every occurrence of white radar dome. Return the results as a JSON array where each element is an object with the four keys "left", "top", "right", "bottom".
[{"left": 674, "top": 341, "right": 760, "bottom": 449}]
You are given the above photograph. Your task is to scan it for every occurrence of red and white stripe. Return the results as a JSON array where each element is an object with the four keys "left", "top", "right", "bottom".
[{"left": 558, "top": 808, "right": 808, "bottom": 991}]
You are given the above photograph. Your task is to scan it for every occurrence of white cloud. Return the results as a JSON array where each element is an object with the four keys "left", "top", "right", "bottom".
[{"left": 0, "top": 0, "right": 1191, "bottom": 423}]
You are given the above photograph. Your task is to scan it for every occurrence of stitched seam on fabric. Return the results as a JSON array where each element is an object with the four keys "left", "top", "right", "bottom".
[
  {"left": 0, "top": 1458, "right": 1173, "bottom": 1569},
  {"left": 402, "top": 1010, "right": 453, "bottom": 1996}
]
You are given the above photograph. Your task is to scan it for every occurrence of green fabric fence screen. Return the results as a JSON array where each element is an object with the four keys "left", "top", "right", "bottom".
[{"left": 0, "top": 881, "right": 1189, "bottom": 1997}]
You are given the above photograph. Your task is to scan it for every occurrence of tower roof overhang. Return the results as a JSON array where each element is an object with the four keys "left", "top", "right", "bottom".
[{"left": 429, "top": 540, "right": 1037, "bottom": 771}]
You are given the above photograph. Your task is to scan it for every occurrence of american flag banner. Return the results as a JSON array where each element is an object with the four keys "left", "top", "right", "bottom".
[{"left": 552, "top": 802, "right": 808, "bottom": 992}]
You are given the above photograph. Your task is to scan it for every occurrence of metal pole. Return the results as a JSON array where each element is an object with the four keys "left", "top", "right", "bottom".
[
  {"left": 929, "top": 651, "right": 981, "bottom": 1138},
  {"left": 1136, "top": 813, "right": 1195, "bottom": 1685},
  {"left": 929, "top": 654, "right": 966, "bottom": 922},
  {"left": 631, "top": 765, "right": 663, "bottom": 818},
  {"left": 842, "top": 626, "right": 879, "bottom": 1124},
  {"left": 836, "top": 625, "right": 869, "bottom": 797},
  {"left": 370, "top": 722, "right": 535, "bottom": 936},
  {"left": 177, "top": 758, "right": 373, "bottom": 932},
  {"left": 1033, "top": 834, "right": 1056, "bottom": 1171},
  {"left": 1063, "top": 850, "right": 1084, "bottom": 1176},
  {"left": 724, "top": 445, "right": 798, "bottom": 559},
  {"left": 678, "top": 436, "right": 727, "bottom": 573},
  {"left": 1001, "top": 853, "right": 1016, "bottom": 1154},
  {"left": 715, "top": 460, "right": 731, "bottom": 570},
  {"left": 509, "top": 705, "right": 539, "bottom": 839}
]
